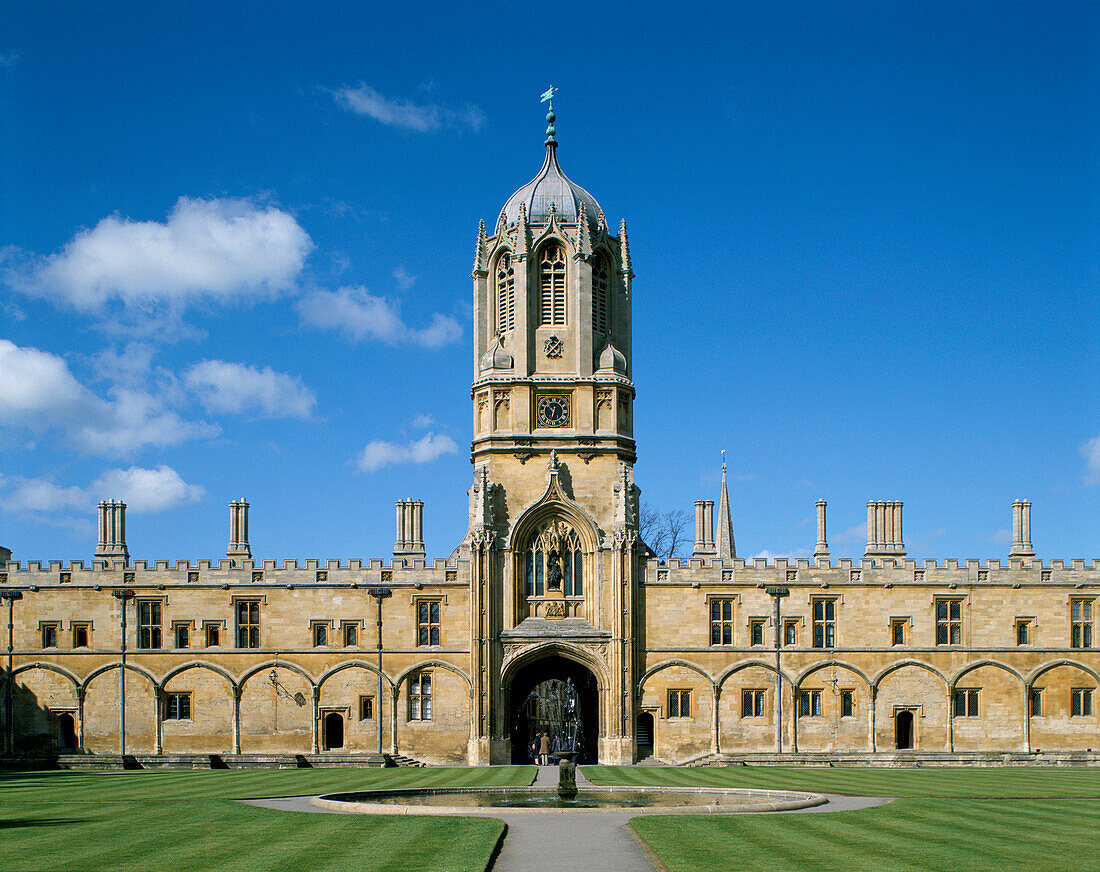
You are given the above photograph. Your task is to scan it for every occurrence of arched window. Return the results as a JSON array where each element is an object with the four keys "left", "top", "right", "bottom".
[
  {"left": 592, "top": 254, "right": 609, "bottom": 335},
  {"left": 539, "top": 243, "right": 566, "bottom": 326},
  {"left": 496, "top": 252, "right": 515, "bottom": 333},
  {"left": 524, "top": 520, "right": 584, "bottom": 597}
]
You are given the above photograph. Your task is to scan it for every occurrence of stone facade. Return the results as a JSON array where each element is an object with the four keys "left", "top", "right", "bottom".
[{"left": 1, "top": 115, "right": 1097, "bottom": 766}]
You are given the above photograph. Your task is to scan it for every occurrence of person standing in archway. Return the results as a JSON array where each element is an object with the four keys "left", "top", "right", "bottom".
[{"left": 539, "top": 731, "right": 551, "bottom": 766}]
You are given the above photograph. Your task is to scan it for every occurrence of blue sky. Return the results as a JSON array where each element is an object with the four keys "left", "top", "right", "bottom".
[{"left": 1, "top": 1, "right": 1097, "bottom": 564}]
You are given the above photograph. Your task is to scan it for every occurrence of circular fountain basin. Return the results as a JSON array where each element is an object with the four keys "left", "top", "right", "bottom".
[{"left": 310, "top": 786, "right": 828, "bottom": 815}]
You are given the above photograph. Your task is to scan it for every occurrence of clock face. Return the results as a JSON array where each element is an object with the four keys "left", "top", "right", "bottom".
[{"left": 536, "top": 395, "right": 570, "bottom": 428}]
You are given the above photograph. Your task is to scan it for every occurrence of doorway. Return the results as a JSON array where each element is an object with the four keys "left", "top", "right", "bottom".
[
  {"left": 323, "top": 712, "right": 344, "bottom": 750},
  {"left": 56, "top": 713, "right": 77, "bottom": 752},
  {"left": 636, "top": 712, "right": 654, "bottom": 761},
  {"left": 509, "top": 655, "right": 599, "bottom": 764},
  {"left": 895, "top": 709, "right": 914, "bottom": 749}
]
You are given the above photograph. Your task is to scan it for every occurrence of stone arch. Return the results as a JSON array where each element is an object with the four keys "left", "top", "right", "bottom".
[
  {"left": 715, "top": 660, "right": 793, "bottom": 754},
  {"left": 949, "top": 659, "right": 1025, "bottom": 691},
  {"left": 1027, "top": 659, "right": 1100, "bottom": 687},
  {"left": 795, "top": 660, "right": 871, "bottom": 691},
  {"left": 873, "top": 660, "right": 949, "bottom": 752},
  {"left": 872, "top": 659, "right": 947, "bottom": 692},
  {"left": 11, "top": 662, "right": 81, "bottom": 689},
  {"left": 638, "top": 659, "right": 715, "bottom": 691},
  {"left": 161, "top": 660, "right": 237, "bottom": 690},
  {"left": 9, "top": 663, "right": 81, "bottom": 754},
  {"left": 238, "top": 662, "right": 315, "bottom": 754},
  {"left": 501, "top": 642, "right": 608, "bottom": 693},
  {"left": 318, "top": 659, "right": 394, "bottom": 691},
  {"left": 160, "top": 662, "right": 237, "bottom": 755},
  {"left": 238, "top": 660, "right": 316, "bottom": 691},
  {"left": 82, "top": 662, "right": 158, "bottom": 754},
  {"left": 509, "top": 495, "right": 601, "bottom": 556},
  {"left": 793, "top": 661, "right": 872, "bottom": 753},
  {"left": 948, "top": 660, "right": 1026, "bottom": 752},
  {"left": 716, "top": 659, "right": 791, "bottom": 691},
  {"left": 396, "top": 660, "right": 475, "bottom": 765}
]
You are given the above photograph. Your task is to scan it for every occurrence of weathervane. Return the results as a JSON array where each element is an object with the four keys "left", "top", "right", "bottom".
[{"left": 541, "top": 86, "right": 557, "bottom": 144}]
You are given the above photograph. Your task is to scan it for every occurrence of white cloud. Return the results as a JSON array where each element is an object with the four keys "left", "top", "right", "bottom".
[
  {"left": 297, "top": 285, "right": 462, "bottom": 348},
  {"left": 357, "top": 432, "right": 458, "bottom": 472},
  {"left": 750, "top": 549, "right": 812, "bottom": 561},
  {"left": 393, "top": 266, "right": 416, "bottom": 289},
  {"left": 1081, "top": 435, "right": 1100, "bottom": 485},
  {"left": 0, "top": 340, "right": 217, "bottom": 455},
  {"left": 410, "top": 414, "right": 435, "bottom": 429},
  {"left": 332, "top": 83, "right": 484, "bottom": 133},
  {"left": 11, "top": 197, "right": 313, "bottom": 311},
  {"left": 832, "top": 524, "right": 867, "bottom": 544},
  {"left": 3, "top": 465, "right": 203, "bottom": 516},
  {"left": 988, "top": 528, "right": 1013, "bottom": 545},
  {"left": 91, "top": 465, "right": 205, "bottom": 513},
  {"left": 184, "top": 360, "right": 316, "bottom": 419},
  {"left": 6, "top": 479, "right": 88, "bottom": 513}
]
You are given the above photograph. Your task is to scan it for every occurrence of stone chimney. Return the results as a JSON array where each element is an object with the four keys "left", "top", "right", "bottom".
[
  {"left": 693, "top": 500, "right": 716, "bottom": 557},
  {"left": 227, "top": 499, "right": 252, "bottom": 564},
  {"left": 1009, "top": 499, "right": 1035, "bottom": 558},
  {"left": 95, "top": 500, "right": 130, "bottom": 563},
  {"left": 814, "top": 499, "right": 830, "bottom": 562},
  {"left": 395, "top": 498, "right": 425, "bottom": 560},
  {"left": 864, "top": 500, "right": 905, "bottom": 558}
]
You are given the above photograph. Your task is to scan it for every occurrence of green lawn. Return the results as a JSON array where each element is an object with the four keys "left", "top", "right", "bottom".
[
  {"left": 585, "top": 766, "right": 1100, "bottom": 872},
  {"left": 0, "top": 766, "right": 535, "bottom": 872}
]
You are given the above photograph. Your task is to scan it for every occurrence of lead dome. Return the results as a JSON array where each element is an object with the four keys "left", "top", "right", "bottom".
[{"left": 498, "top": 141, "right": 604, "bottom": 231}]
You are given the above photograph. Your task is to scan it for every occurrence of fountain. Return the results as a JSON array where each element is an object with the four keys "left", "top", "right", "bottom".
[{"left": 309, "top": 677, "right": 830, "bottom": 815}]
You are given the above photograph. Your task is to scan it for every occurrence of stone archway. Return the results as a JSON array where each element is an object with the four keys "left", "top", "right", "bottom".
[{"left": 508, "top": 655, "right": 599, "bottom": 764}]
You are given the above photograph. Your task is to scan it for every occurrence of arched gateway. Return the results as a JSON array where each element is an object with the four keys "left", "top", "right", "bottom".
[{"left": 507, "top": 655, "right": 599, "bottom": 764}]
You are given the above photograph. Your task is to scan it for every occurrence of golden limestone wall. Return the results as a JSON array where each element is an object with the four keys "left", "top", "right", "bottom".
[
  {"left": 0, "top": 557, "right": 473, "bottom": 765},
  {"left": 639, "top": 556, "right": 1099, "bottom": 763},
  {"left": 2, "top": 551, "right": 1097, "bottom": 765}
]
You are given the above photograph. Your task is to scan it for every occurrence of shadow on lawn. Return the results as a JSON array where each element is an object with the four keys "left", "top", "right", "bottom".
[{"left": 0, "top": 818, "right": 86, "bottom": 829}]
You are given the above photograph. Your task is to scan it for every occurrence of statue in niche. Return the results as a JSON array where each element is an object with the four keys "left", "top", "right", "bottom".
[{"left": 547, "top": 548, "right": 563, "bottom": 590}]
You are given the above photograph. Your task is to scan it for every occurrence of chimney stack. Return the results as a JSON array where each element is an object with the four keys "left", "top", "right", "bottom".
[
  {"left": 814, "top": 499, "right": 830, "bottom": 562},
  {"left": 1009, "top": 499, "right": 1035, "bottom": 558},
  {"left": 227, "top": 499, "right": 252, "bottom": 564},
  {"left": 864, "top": 500, "right": 905, "bottom": 558},
  {"left": 394, "top": 498, "right": 425, "bottom": 560},
  {"left": 95, "top": 500, "right": 129, "bottom": 564},
  {"left": 693, "top": 500, "right": 716, "bottom": 557}
]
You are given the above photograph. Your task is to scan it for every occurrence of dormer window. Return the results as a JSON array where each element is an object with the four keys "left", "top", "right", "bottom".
[
  {"left": 539, "top": 243, "right": 566, "bottom": 326},
  {"left": 496, "top": 253, "right": 515, "bottom": 333},
  {"left": 592, "top": 254, "right": 609, "bottom": 335}
]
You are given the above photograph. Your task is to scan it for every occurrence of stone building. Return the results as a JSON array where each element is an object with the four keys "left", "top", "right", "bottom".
[{"left": 1, "top": 111, "right": 1097, "bottom": 766}]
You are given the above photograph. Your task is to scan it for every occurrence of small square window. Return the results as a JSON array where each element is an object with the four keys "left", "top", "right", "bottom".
[
  {"left": 174, "top": 624, "right": 190, "bottom": 649},
  {"left": 344, "top": 623, "right": 358, "bottom": 647},
  {"left": 409, "top": 672, "right": 432, "bottom": 721},
  {"left": 840, "top": 689, "right": 854, "bottom": 717},
  {"left": 381, "top": 570, "right": 393, "bottom": 583},
  {"left": 1041, "top": 569, "right": 1052, "bottom": 583},
  {"left": 359, "top": 695, "right": 374, "bottom": 720},
  {"left": 667, "top": 689, "right": 691, "bottom": 718},
  {"left": 41, "top": 623, "right": 59, "bottom": 648},
  {"left": 913, "top": 569, "right": 925, "bottom": 582},
  {"left": 749, "top": 619, "right": 765, "bottom": 646},
  {"left": 1071, "top": 688, "right": 1093, "bottom": 717},
  {"left": 124, "top": 572, "right": 136, "bottom": 584},
  {"left": 165, "top": 692, "right": 192, "bottom": 720},
  {"left": 710, "top": 599, "right": 734, "bottom": 645},
  {"left": 954, "top": 689, "right": 979, "bottom": 717},
  {"left": 417, "top": 601, "right": 441, "bottom": 646},
  {"left": 316, "top": 570, "right": 328, "bottom": 583},
  {"left": 721, "top": 570, "right": 733, "bottom": 582},
  {"left": 798, "top": 690, "right": 821, "bottom": 717},
  {"left": 445, "top": 570, "right": 457, "bottom": 583},
  {"left": 783, "top": 620, "right": 797, "bottom": 646},
  {"left": 786, "top": 570, "right": 797, "bottom": 583},
  {"left": 977, "top": 569, "right": 988, "bottom": 582},
  {"left": 849, "top": 569, "right": 861, "bottom": 583},
  {"left": 741, "top": 689, "right": 766, "bottom": 717},
  {"left": 936, "top": 599, "right": 963, "bottom": 646},
  {"left": 59, "top": 572, "right": 71, "bottom": 584},
  {"left": 891, "top": 619, "right": 906, "bottom": 647},
  {"left": 1016, "top": 620, "right": 1031, "bottom": 646},
  {"left": 312, "top": 622, "right": 329, "bottom": 647},
  {"left": 205, "top": 623, "right": 220, "bottom": 647},
  {"left": 72, "top": 624, "right": 89, "bottom": 648},
  {"left": 252, "top": 571, "right": 264, "bottom": 583}
]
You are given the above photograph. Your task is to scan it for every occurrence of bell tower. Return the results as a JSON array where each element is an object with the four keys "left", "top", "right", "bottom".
[
  {"left": 465, "top": 99, "right": 642, "bottom": 766},
  {"left": 470, "top": 101, "right": 636, "bottom": 518}
]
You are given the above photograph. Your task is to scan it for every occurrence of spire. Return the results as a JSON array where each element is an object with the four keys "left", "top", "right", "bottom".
[
  {"left": 515, "top": 201, "right": 529, "bottom": 258},
  {"left": 715, "top": 451, "right": 736, "bottom": 559},
  {"left": 576, "top": 200, "right": 592, "bottom": 258},
  {"left": 472, "top": 219, "right": 488, "bottom": 274}
]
